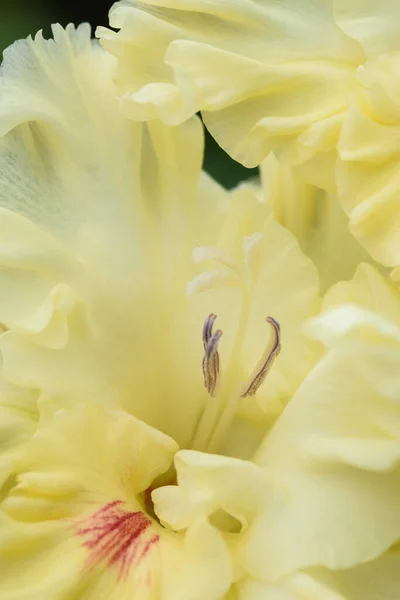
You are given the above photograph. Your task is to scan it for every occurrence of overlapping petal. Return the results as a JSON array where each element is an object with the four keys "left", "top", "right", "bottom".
[
  {"left": 332, "top": 1, "right": 400, "bottom": 266},
  {"left": 0, "top": 403, "right": 232, "bottom": 600},
  {"left": 0, "top": 24, "right": 321, "bottom": 456},
  {"left": 243, "top": 306, "right": 400, "bottom": 579},
  {"left": 230, "top": 554, "right": 400, "bottom": 600},
  {"left": 97, "top": 0, "right": 362, "bottom": 172},
  {"left": 323, "top": 262, "right": 400, "bottom": 324},
  {"left": 153, "top": 312, "right": 400, "bottom": 591},
  {"left": 334, "top": 0, "right": 400, "bottom": 57},
  {"left": 95, "top": 0, "right": 400, "bottom": 269},
  {"left": 337, "top": 51, "right": 400, "bottom": 266},
  {"left": 0, "top": 24, "right": 209, "bottom": 447},
  {"left": 0, "top": 376, "right": 38, "bottom": 484},
  {"left": 261, "top": 153, "right": 370, "bottom": 292}
]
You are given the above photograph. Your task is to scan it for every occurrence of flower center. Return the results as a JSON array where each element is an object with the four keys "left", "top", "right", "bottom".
[
  {"left": 190, "top": 312, "right": 281, "bottom": 454},
  {"left": 185, "top": 232, "right": 282, "bottom": 454}
]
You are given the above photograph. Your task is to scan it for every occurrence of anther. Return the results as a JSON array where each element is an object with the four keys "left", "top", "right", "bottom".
[
  {"left": 241, "top": 316, "right": 281, "bottom": 397},
  {"left": 202, "top": 314, "right": 223, "bottom": 396},
  {"left": 203, "top": 313, "right": 217, "bottom": 348}
]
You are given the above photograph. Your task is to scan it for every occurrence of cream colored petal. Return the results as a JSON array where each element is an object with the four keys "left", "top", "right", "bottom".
[
  {"left": 0, "top": 404, "right": 231, "bottom": 600},
  {"left": 335, "top": 0, "right": 400, "bottom": 57},
  {"left": 0, "top": 25, "right": 142, "bottom": 239},
  {"left": 261, "top": 153, "right": 369, "bottom": 292},
  {"left": 332, "top": 547, "right": 400, "bottom": 599},
  {"left": 97, "top": 0, "right": 362, "bottom": 170},
  {"left": 294, "top": 149, "right": 338, "bottom": 192},
  {"left": 0, "top": 208, "right": 92, "bottom": 360},
  {"left": 337, "top": 154, "right": 400, "bottom": 267},
  {"left": 0, "top": 24, "right": 142, "bottom": 317},
  {"left": 153, "top": 450, "right": 266, "bottom": 531},
  {"left": 0, "top": 25, "right": 214, "bottom": 447},
  {"left": 0, "top": 377, "right": 38, "bottom": 486},
  {"left": 4, "top": 404, "right": 178, "bottom": 516},
  {"left": 337, "top": 53, "right": 400, "bottom": 267},
  {"left": 160, "top": 520, "right": 232, "bottom": 600},
  {"left": 339, "top": 105, "right": 400, "bottom": 163},
  {"left": 202, "top": 68, "right": 352, "bottom": 168},
  {"left": 240, "top": 307, "right": 400, "bottom": 579},
  {"left": 230, "top": 572, "right": 346, "bottom": 600},
  {"left": 234, "top": 554, "right": 400, "bottom": 600},
  {"left": 323, "top": 262, "right": 400, "bottom": 326},
  {"left": 154, "top": 443, "right": 400, "bottom": 599},
  {"left": 0, "top": 514, "right": 231, "bottom": 600},
  {"left": 0, "top": 514, "right": 85, "bottom": 600}
]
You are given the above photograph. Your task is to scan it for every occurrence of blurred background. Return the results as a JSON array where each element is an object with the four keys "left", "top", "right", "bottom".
[{"left": 0, "top": 0, "right": 257, "bottom": 189}]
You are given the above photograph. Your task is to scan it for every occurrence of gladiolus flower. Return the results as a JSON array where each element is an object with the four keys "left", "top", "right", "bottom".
[{"left": 1, "top": 16, "right": 400, "bottom": 600}]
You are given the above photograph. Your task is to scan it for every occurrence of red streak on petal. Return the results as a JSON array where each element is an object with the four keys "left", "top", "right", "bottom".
[{"left": 75, "top": 500, "right": 159, "bottom": 581}]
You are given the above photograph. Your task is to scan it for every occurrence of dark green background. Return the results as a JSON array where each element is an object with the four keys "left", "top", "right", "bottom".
[{"left": 0, "top": 0, "right": 257, "bottom": 189}]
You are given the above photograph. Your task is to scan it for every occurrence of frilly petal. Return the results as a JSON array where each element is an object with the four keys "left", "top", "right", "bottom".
[
  {"left": 0, "top": 24, "right": 210, "bottom": 447},
  {"left": 242, "top": 307, "right": 400, "bottom": 579},
  {"left": 334, "top": 0, "right": 400, "bottom": 58},
  {"left": 153, "top": 450, "right": 265, "bottom": 531},
  {"left": 337, "top": 49, "right": 400, "bottom": 267},
  {"left": 97, "top": 0, "right": 363, "bottom": 171},
  {"left": 0, "top": 378, "right": 38, "bottom": 485},
  {"left": 233, "top": 556, "right": 400, "bottom": 600},
  {"left": 323, "top": 263, "right": 400, "bottom": 326},
  {"left": 261, "top": 153, "right": 369, "bottom": 292},
  {"left": 0, "top": 404, "right": 232, "bottom": 600}
]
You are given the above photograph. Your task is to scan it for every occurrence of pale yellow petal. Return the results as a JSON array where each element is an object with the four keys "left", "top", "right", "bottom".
[
  {"left": 337, "top": 51, "right": 400, "bottom": 267},
  {"left": 153, "top": 450, "right": 265, "bottom": 531},
  {"left": 0, "top": 25, "right": 141, "bottom": 232},
  {"left": 4, "top": 404, "right": 178, "bottom": 519},
  {"left": 232, "top": 554, "right": 400, "bottom": 600},
  {"left": 335, "top": 0, "right": 400, "bottom": 57},
  {"left": 261, "top": 153, "right": 370, "bottom": 292},
  {"left": 323, "top": 263, "right": 400, "bottom": 326},
  {"left": 97, "top": 0, "right": 362, "bottom": 170},
  {"left": 0, "top": 378, "right": 38, "bottom": 487},
  {"left": 230, "top": 572, "right": 346, "bottom": 600},
  {"left": 0, "top": 25, "right": 212, "bottom": 447},
  {"left": 0, "top": 404, "right": 232, "bottom": 600},
  {"left": 239, "top": 307, "right": 400, "bottom": 579},
  {"left": 337, "top": 154, "right": 400, "bottom": 267},
  {"left": 154, "top": 433, "right": 400, "bottom": 597},
  {"left": 332, "top": 546, "right": 400, "bottom": 599}
]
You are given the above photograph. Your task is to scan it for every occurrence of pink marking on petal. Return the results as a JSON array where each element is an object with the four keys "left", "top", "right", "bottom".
[{"left": 75, "top": 501, "right": 159, "bottom": 581}]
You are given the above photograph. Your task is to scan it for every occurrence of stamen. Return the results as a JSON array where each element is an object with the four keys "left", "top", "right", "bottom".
[
  {"left": 202, "top": 314, "right": 223, "bottom": 397},
  {"left": 241, "top": 316, "right": 281, "bottom": 397}
]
